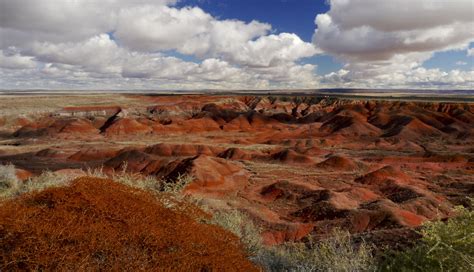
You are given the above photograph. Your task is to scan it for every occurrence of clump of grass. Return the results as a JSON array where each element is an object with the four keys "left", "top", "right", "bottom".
[
  {"left": 254, "top": 229, "right": 375, "bottom": 272},
  {"left": 86, "top": 165, "right": 161, "bottom": 193},
  {"left": 85, "top": 165, "right": 197, "bottom": 212},
  {"left": 380, "top": 204, "right": 474, "bottom": 272},
  {"left": 161, "top": 173, "right": 194, "bottom": 194},
  {"left": 0, "top": 164, "right": 20, "bottom": 199},
  {"left": 19, "top": 170, "right": 75, "bottom": 195},
  {"left": 0, "top": 163, "right": 193, "bottom": 202},
  {"left": 182, "top": 106, "right": 202, "bottom": 119},
  {"left": 86, "top": 164, "right": 193, "bottom": 195},
  {"left": 210, "top": 210, "right": 263, "bottom": 256},
  {"left": 1, "top": 166, "right": 80, "bottom": 200}
]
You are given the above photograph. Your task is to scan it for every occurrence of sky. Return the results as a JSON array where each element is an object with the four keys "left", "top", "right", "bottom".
[{"left": 0, "top": 0, "right": 473, "bottom": 90}]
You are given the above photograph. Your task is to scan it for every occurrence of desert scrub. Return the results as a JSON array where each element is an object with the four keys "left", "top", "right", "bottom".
[
  {"left": 210, "top": 210, "right": 263, "bottom": 256},
  {"left": 254, "top": 229, "right": 375, "bottom": 272},
  {"left": 1, "top": 169, "right": 78, "bottom": 200},
  {"left": 0, "top": 164, "right": 20, "bottom": 199},
  {"left": 0, "top": 177, "right": 259, "bottom": 271},
  {"left": 87, "top": 164, "right": 192, "bottom": 195},
  {"left": 0, "top": 163, "right": 192, "bottom": 201},
  {"left": 19, "top": 170, "right": 75, "bottom": 194},
  {"left": 86, "top": 165, "right": 161, "bottom": 193},
  {"left": 380, "top": 205, "right": 474, "bottom": 272},
  {"left": 160, "top": 173, "right": 193, "bottom": 194},
  {"left": 86, "top": 166, "right": 197, "bottom": 211}
]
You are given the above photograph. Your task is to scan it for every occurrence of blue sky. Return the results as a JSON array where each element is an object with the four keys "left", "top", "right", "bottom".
[
  {"left": 178, "top": 0, "right": 328, "bottom": 41},
  {"left": 425, "top": 42, "right": 474, "bottom": 72},
  {"left": 178, "top": 0, "right": 345, "bottom": 75},
  {"left": 178, "top": 0, "right": 473, "bottom": 76},
  {"left": 0, "top": 0, "right": 472, "bottom": 90}
]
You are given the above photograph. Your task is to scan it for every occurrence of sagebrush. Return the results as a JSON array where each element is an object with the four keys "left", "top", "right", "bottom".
[
  {"left": 380, "top": 205, "right": 474, "bottom": 272},
  {"left": 253, "top": 229, "right": 375, "bottom": 272}
]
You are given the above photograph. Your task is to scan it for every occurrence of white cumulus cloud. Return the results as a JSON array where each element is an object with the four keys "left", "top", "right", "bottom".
[
  {"left": 1, "top": 0, "right": 472, "bottom": 90},
  {"left": 0, "top": 50, "right": 36, "bottom": 69},
  {"left": 0, "top": 0, "right": 319, "bottom": 89},
  {"left": 468, "top": 48, "right": 474, "bottom": 57},
  {"left": 313, "top": 0, "right": 474, "bottom": 88}
]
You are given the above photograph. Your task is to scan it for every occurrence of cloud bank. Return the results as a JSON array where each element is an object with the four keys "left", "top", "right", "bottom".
[
  {"left": 313, "top": 0, "right": 474, "bottom": 88},
  {"left": 0, "top": 0, "right": 319, "bottom": 90},
  {"left": 0, "top": 0, "right": 473, "bottom": 90}
]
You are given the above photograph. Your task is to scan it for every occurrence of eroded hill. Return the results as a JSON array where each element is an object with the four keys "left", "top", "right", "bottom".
[{"left": 1, "top": 94, "right": 473, "bottom": 246}]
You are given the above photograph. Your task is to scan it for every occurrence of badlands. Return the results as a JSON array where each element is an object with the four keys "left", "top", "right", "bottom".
[{"left": 0, "top": 93, "right": 473, "bottom": 248}]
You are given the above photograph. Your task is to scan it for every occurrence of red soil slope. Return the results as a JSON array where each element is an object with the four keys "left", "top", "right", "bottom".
[{"left": 0, "top": 177, "right": 258, "bottom": 271}]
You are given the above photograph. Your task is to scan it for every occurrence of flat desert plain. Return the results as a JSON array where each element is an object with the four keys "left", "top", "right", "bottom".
[{"left": 0, "top": 94, "right": 473, "bottom": 247}]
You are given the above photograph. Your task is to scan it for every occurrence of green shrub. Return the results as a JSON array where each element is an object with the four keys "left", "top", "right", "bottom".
[
  {"left": 254, "top": 229, "right": 375, "bottom": 272},
  {"left": 0, "top": 164, "right": 20, "bottom": 198},
  {"left": 210, "top": 210, "right": 263, "bottom": 256},
  {"left": 87, "top": 165, "right": 191, "bottom": 195},
  {"left": 380, "top": 205, "right": 474, "bottom": 272},
  {"left": 85, "top": 165, "right": 159, "bottom": 192},
  {"left": 161, "top": 173, "right": 193, "bottom": 194},
  {"left": 19, "top": 170, "right": 74, "bottom": 194},
  {"left": 200, "top": 207, "right": 376, "bottom": 271}
]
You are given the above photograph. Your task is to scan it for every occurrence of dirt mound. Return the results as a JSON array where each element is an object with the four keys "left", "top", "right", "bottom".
[
  {"left": 105, "top": 149, "right": 154, "bottom": 172},
  {"left": 164, "top": 155, "right": 250, "bottom": 195},
  {"left": 181, "top": 117, "right": 221, "bottom": 133},
  {"left": 271, "top": 149, "right": 314, "bottom": 164},
  {"left": 316, "top": 155, "right": 361, "bottom": 171},
  {"left": 218, "top": 147, "right": 264, "bottom": 161},
  {"left": 260, "top": 180, "right": 317, "bottom": 202},
  {"left": 57, "top": 118, "right": 100, "bottom": 135},
  {"left": 294, "top": 145, "right": 325, "bottom": 156},
  {"left": 144, "top": 143, "right": 224, "bottom": 157},
  {"left": 69, "top": 147, "right": 120, "bottom": 161},
  {"left": 368, "top": 112, "right": 392, "bottom": 128},
  {"left": 379, "top": 182, "right": 423, "bottom": 203},
  {"left": 355, "top": 166, "right": 410, "bottom": 185},
  {"left": 319, "top": 114, "right": 381, "bottom": 137},
  {"left": 345, "top": 209, "right": 396, "bottom": 232},
  {"left": 14, "top": 118, "right": 99, "bottom": 138},
  {"left": 361, "top": 200, "right": 427, "bottom": 227},
  {"left": 382, "top": 117, "right": 442, "bottom": 139},
  {"left": 0, "top": 177, "right": 257, "bottom": 271},
  {"left": 247, "top": 111, "right": 279, "bottom": 127},
  {"left": 201, "top": 103, "right": 241, "bottom": 122},
  {"left": 36, "top": 148, "right": 73, "bottom": 158},
  {"left": 292, "top": 200, "right": 350, "bottom": 221},
  {"left": 103, "top": 118, "right": 152, "bottom": 136},
  {"left": 12, "top": 119, "right": 49, "bottom": 137},
  {"left": 223, "top": 114, "right": 253, "bottom": 131}
]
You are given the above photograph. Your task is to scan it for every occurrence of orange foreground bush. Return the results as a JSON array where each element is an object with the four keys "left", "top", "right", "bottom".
[{"left": 0, "top": 177, "right": 259, "bottom": 271}]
